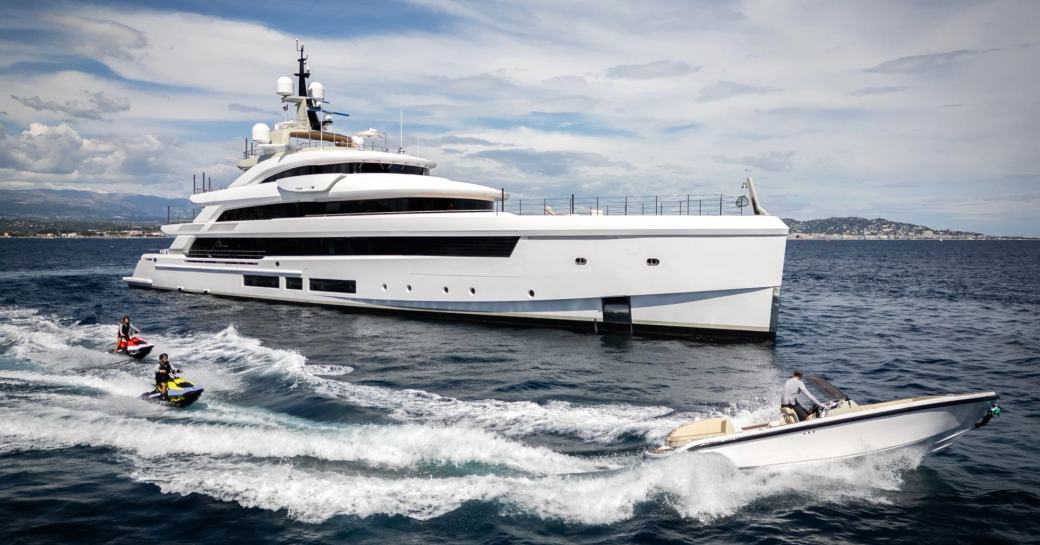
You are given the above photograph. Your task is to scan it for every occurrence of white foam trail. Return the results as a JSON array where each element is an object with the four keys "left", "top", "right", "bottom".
[
  {"left": 308, "top": 377, "right": 693, "bottom": 443},
  {"left": 306, "top": 364, "right": 355, "bottom": 376},
  {"left": 0, "top": 308, "right": 118, "bottom": 369},
  {"left": 1, "top": 306, "right": 694, "bottom": 442},
  {"left": 0, "top": 369, "right": 148, "bottom": 398},
  {"left": 131, "top": 450, "right": 922, "bottom": 524},
  {"left": 0, "top": 405, "right": 609, "bottom": 475},
  {"left": 160, "top": 325, "right": 308, "bottom": 381},
  {"left": 0, "top": 309, "right": 248, "bottom": 394}
]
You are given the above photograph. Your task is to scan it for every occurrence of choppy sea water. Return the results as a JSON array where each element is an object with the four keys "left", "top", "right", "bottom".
[{"left": 0, "top": 239, "right": 1037, "bottom": 544}]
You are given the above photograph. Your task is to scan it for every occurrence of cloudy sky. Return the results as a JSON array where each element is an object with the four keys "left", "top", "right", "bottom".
[{"left": 0, "top": 0, "right": 1037, "bottom": 234}]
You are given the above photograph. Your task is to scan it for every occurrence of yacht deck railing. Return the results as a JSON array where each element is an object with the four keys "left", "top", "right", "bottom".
[{"left": 502, "top": 193, "right": 751, "bottom": 216}]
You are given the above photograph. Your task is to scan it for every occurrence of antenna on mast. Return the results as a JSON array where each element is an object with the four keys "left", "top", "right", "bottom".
[{"left": 398, "top": 109, "right": 404, "bottom": 153}]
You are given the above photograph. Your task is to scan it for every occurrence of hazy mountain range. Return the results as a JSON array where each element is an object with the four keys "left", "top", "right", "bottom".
[{"left": 0, "top": 189, "right": 191, "bottom": 221}]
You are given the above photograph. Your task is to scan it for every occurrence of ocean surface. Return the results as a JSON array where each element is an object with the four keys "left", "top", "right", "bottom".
[{"left": 0, "top": 239, "right": 1037, "bottom": 544}]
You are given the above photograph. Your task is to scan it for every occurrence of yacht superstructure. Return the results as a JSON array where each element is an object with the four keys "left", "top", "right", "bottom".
[{"left": 125, "top": 44, "right": 789, "bottom": 338}]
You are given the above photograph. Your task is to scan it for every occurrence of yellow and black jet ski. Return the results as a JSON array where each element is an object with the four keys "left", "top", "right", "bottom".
[{"left": 139, "top": 375, "right": 204, "bottom": 408}]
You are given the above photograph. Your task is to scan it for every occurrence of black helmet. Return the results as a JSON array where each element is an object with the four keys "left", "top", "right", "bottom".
[{"left": 159, "top": 353, "right": 168, "bottom": 359}]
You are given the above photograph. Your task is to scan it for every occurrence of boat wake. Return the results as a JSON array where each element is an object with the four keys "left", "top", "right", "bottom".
[
  {"left": 1, "top": 307, "right": 693, "bottom": 442},
  {"left": 126, "top": 448, "right": 922, "bottom": 524},
  {"left": 0, "top": 306, "right": 923, "bottom": 524}
]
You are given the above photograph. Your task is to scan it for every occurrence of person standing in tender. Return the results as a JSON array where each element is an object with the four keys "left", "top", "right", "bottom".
[{"left": 781, "top": 370, "right": 821, "bottom": 421}]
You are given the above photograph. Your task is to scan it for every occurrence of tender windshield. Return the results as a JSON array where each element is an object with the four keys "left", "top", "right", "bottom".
[{"left": 805, "top": 375, "right": 848, "bottom": 401}]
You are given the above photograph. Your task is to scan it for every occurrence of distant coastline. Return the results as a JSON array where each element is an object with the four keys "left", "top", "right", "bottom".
[{"left": 782, "top": 217, "right": 1032, "bottom": 241}]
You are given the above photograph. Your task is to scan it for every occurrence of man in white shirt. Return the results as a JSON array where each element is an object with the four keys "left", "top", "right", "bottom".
[{"left": 781, "top": 370, "right": 821, "bottom": 421}]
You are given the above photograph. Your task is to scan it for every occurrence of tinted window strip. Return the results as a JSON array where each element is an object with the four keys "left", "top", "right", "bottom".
[
  {"left": 188, "top": 236, "right": 519, "bottom": 259},
  {"left": 259, "top": 162, "right": 428, "bottom": 184},
  {"left": 243, "top": 274, "right": 279, "bottom": 288},
  {"left": 310, "top": 278, "right": 356, "bottom": 293},
  {"left": 218, "top": 197, "right": 494, "bottom": 222}
]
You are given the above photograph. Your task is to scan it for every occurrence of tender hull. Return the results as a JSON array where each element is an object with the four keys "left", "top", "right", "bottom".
[
  {"left": 125, "top": 215, "right": 788, "bottom": 339},
  {"left": 652, "top": 393, "right": 997, "bottom": 468}
]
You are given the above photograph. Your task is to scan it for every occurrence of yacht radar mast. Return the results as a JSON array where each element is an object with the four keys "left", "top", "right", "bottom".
[{"left": 294, "top": 40, "right": 321, "bottom": 131}]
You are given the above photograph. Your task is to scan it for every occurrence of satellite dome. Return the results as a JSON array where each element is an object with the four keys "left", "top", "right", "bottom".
[
  {"left": 251, "top": 123, "right": 271, "bottom": 144},
  {"left": 276, "top": 76, "right": 293, "bottom": 97},
  {"left": 308, "top": 81, "right": 324, "bottom": 101}
]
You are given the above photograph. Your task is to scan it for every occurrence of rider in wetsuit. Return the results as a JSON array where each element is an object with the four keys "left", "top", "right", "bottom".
[
  {"left": 115, "top": 315, "right": 140, "bottom": 353},
  {"left": 155, "top": 353, "right": 180, "bottom": 400}
]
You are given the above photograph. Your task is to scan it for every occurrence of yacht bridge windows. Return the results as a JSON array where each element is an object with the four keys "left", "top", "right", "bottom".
[
  {"left": 217, "top": 197, "right": 495, "bottom": 221},
  {"left": 259, "top": 162, "right": 428, "bottom": 184}
]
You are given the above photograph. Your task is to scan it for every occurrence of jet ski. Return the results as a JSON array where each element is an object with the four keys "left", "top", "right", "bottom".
[
  {"left": 140, "top": 375, "right": 204, "bottom": 408},
  {"left": 646, "top": 375, "right": 1000, "bottom": 468},
  {"left": 118, "top": 336, "right": 154, "bottom": 360}
]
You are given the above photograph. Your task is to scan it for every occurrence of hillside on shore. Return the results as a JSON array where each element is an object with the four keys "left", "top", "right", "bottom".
[{"left": 781, "top": 217, "right": 1018, "bottom": 240}]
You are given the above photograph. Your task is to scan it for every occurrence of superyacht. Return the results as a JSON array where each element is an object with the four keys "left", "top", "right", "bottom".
[{"left": 125, "top": 44, "right": 789, "bottom": 338}]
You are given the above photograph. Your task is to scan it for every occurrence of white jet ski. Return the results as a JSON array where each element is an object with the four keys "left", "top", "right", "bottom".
[{"left": 646, "top": 375, "right": 1000, "bottom": 468}]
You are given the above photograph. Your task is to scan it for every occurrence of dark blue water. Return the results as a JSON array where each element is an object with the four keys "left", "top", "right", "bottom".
[{"left": 0, "top": 239, "right": 1037, "bottom": 544}]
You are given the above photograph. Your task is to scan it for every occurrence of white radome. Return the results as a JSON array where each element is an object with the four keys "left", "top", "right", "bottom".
[
  {"left": 308, "top": 81, "right": 324, "bottom": 101},
  {"left": 276, "top": 76, "right": 293, "bottom": 97},
  {"left": 250, "top": 123, "right": 270, "bottom": 144}
]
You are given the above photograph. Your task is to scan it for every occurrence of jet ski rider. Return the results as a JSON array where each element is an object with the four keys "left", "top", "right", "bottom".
[
  {"left": 781, "top": 370, "right": 821, "bottom": 422},
  {"left": 114, "top": 315, "right": 140, "bottom": 353},
  {"left": 155, "top": 353, "right": 180, "bottom": 401}
]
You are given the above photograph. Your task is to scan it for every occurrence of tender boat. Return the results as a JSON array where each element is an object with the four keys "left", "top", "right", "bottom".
[{"left": 646, "top": 376, "right": 1000, "bottom": 468}]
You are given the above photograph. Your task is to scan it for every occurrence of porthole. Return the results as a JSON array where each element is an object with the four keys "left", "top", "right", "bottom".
[
  {"left": 469, "top": 287, "right": 476, "bottom": 295},
  {"left": 381, "top": 283, "right": 388, "bottom": 291},
  {"left": 406, "top": 284, "right": 412, "bottom": 292},
  {"left": 443, "top": 286, "right": 450, "bottom": 294},
  {"left": 575, "top": 257, "right": 587, "bottom": 265},
  {"left": 528, "top": 289, "right": 535, "bottom": 298},
  {"left": 647, "top": 258, "right": 660, "bottom": 266}
]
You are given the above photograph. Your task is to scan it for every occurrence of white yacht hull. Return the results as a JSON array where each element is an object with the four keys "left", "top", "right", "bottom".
[
  {"left": 125, "top": 214, "right": 787, "bottom": 338},
  {"left": 649, "top": 393, "right": 998, "bottom": 468}
]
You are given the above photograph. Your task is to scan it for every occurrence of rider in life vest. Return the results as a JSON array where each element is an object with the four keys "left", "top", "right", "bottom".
[
  {"left": 115, "top": 315, "right": 140, "bottom": 353},
  {"left": 155, "top": 353, "right": 180, "bottom": 400}
]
